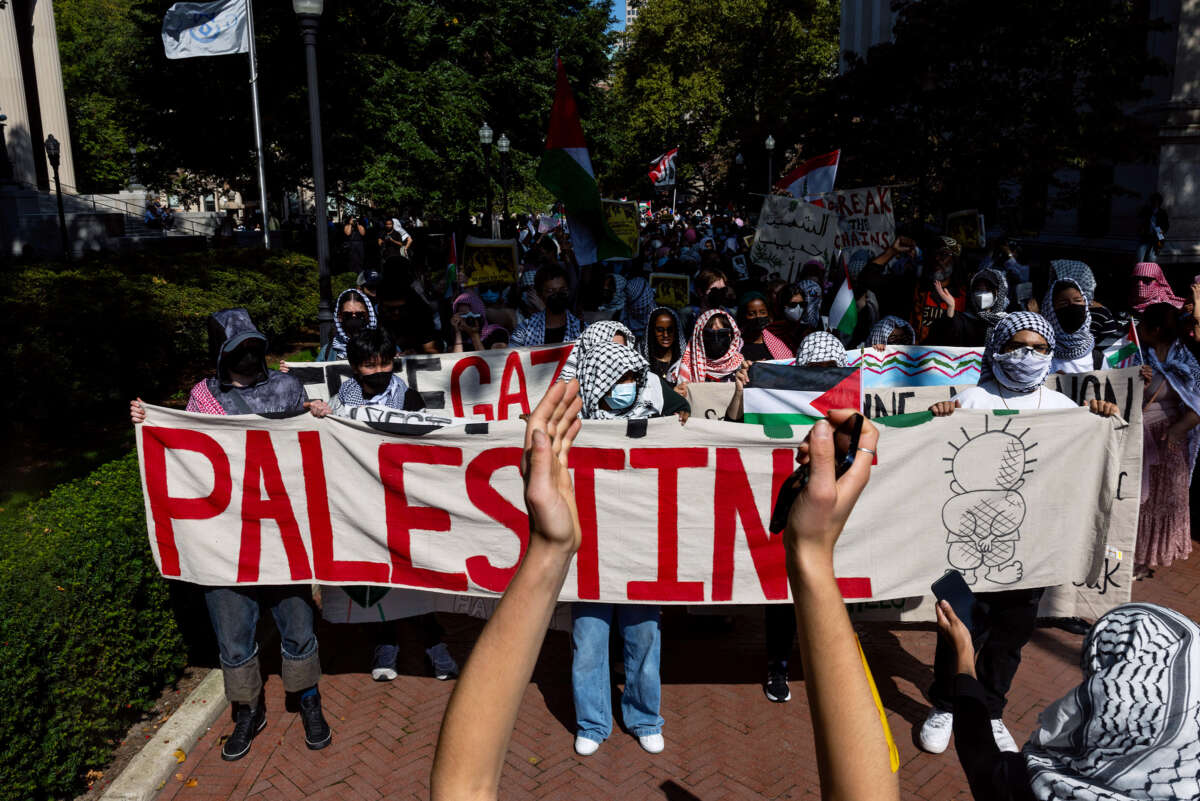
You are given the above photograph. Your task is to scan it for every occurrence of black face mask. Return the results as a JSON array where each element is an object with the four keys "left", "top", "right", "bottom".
[
  {"left": 706, "top": 286, "right": 733, "bottom": 309},
  {"left": 359, "top": 370, "right": 393, "bottom": 396},
  {"left": 340, "top": 317, "right": 366, "bottom": 337},
  {"left": 702, "top": 328, "right": 734, "bottom": 359},
  {"left": 1057, "top": 304, "right": 1087, "bottom": 333},
  {"left": 545, "top": 292, "right": 569, "bottom": 314},
  {"left": 229, "top": 348, "right": 262, "bottom": 378},
  {"left": 740, "top": 317, "right": 766, "bottom": 339}
]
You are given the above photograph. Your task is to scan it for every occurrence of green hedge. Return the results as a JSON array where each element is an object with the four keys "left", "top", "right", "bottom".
[
  {"left": 0, "top": 452, "right": 186, "bottom": 801},
  {"left": 1, "top": 249, "right": 353, "bottom": 433}
]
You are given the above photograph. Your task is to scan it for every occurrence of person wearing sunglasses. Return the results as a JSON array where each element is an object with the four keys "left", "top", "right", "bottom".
[{"left": 317, "top": 288, "right": 376, "bottom": 361}]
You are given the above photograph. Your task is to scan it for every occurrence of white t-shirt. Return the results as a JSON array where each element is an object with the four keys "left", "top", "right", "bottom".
[
  {"left": 954, "top": 379, "right": 1078, "bottom": 410},
  {"left": 1050, "top": 353, "right": 1094, "bottom": 374}
]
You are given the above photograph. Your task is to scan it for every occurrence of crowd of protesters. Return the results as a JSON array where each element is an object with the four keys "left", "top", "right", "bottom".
[{"left": 129, "top": 199, "right": 1200, "bottom": 800}]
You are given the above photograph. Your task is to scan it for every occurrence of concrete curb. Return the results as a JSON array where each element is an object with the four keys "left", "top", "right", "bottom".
[{"left": 100, "top": 669, "right": 228, "bottom": 801}]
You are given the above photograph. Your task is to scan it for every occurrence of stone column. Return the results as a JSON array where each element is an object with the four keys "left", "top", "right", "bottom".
[
  {"left": 29, "top": 0, "right": 75, "bottom": 188},
  {"left": 0, "top": 6, "right": 37, "bottom": 186}
]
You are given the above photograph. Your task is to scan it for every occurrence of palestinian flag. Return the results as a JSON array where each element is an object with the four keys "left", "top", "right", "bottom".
[
  {"left": 536, "top": 55, "right": 631, "bottom": 264},
  {"left": 1101, "top": 321, "right": 1142, "bottom": 368},
  {"left": 744, "top": 362, "right": 862, "bottom": 439},
  {"left": 828, "top": 270, "right": 857, "bottom": 337}
]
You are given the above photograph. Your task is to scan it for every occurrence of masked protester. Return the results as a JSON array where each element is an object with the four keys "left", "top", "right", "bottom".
[
  {"left": 571, "top": 343, "right": 687, "bottom": 758},
  {"left": 865, "top": 315, "right": 917, "bottom": 351},
  {"left": 927, "top": 268, "right": 1008, "bottom": 347},
  {"left": 738, "top": 292, "right": 793, "bottom": 361},
  {"left": 450, "top": 291, "right": 488, "bottom": 353},
  {"left": 559, "top": 320, "right": 634, "bottom": 383},
  {"left": 768, "top": 281, "right": 822, "bottom": 352},
  {"left": 1135, "top": 302, "right": 1200, "bottom": 577},
  {"left": 318, "top": 288, "right": 376, "bottom": 361},
  {"left": 1131, "top": 262, "right": 1185, "bottom": 314},
  {"left": 307, "top": 328, "right": 460, "bottom": 683},
  {"left": 642, "top": 306, "right": 684, "bottom": 383},
  {"left": 1041, "top": 279, "right": 1096, "bottom": 374},
  {"left": 128, "top": 309, "right": 329, "bottom": 762},
  {"left": 510, "top": 264, "right": 583, "bottom": 346},
  {"left": 921, "top": 312, "right": 1119, "bottom": 758},
  {"left": 1048, "top": 260, "right": 1121, "bottom": 341},
  {"left": 912, "top": 236, "right": 966, "bottom": 342},
  {"left": 677, "top": 309, "right": 744, "bottom": 383}
]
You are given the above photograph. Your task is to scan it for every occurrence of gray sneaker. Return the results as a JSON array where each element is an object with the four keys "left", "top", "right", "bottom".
[{"left": 426, "top": 642, "right": 459, "bottom": 680}]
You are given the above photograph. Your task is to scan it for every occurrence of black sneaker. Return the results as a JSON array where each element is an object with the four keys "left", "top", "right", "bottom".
[
  {"left": 299, "top": 691, "right": 332, "bottom": 750},
  {"left": 764, "top": 666, "right": 791, "bottom": 703},
  {"left": 221, "top": 702, "right": 266, "bottom": 761}
]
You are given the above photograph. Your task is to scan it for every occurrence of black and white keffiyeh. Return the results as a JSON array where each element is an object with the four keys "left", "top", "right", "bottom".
[
  {"left": 326, "top": 288, "right": 378, "bottom": 359},
  {"left": 794, "top": 332, "right": 848, "bottom": 367},
  {"left": 558, "top": 320, "right": 635, "bottom": 383},
  {"left": 797, "top": 279, "right": 824, "bottom": 330},
  {"left": 1050, "top": 260, "right": 1098, "bottom": 302},
  {"left": 1024, "top": 603, "right": 1200, "bottom": 801},
  {"left": 979, "top": 311, "right": 1056, "bottom": 390},
  {"left": 867, "top": 315, "right": 916, "bottom": 347},
  {"left": 336, "top": 371, "right": 409, "bottom": 409},
  {"left": 1042, "top": 279, "right": 1095, "bottom": 360},
  {"left": 968, "top": 267, "right": 1009, "bottom": 327},
  {"left": 509, "top": 310, "right": 584, "bottom": 347},
  {"left": 577, "top": 342, "right": 656, "bottom": 420}
]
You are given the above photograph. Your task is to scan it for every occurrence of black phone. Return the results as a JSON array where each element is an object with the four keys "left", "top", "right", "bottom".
[
  {"left": 931, "top": 571, "right": 980, "bottom": 635},
  {"left": 768, "top": 414, "right": 864, "bottom": 535}
]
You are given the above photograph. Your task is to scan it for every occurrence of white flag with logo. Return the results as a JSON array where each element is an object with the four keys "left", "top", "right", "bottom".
[{"left": 162, "top": 0, "right": 250, "bottom": 60}]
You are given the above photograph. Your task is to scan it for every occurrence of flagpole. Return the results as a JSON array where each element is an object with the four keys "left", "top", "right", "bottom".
[{"left": 245, "top": 0, "right": 270, "bottom": 249}]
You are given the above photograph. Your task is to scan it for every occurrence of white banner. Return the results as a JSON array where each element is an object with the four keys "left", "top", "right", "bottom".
[
  {"left": 829, "top": 186, "right": 895, "bottom": 256},
  {"left": 750, "top": 196, "right": 840, "bottom": 282},
  {"left": 136, "top": 405, "right": 1126, "bottom": 606},
  {"left": 286, "top": 344, "right": 575, "bottom": 421},
  {"left": 162, "top": 0, "right": 250, "bottom": 60}
]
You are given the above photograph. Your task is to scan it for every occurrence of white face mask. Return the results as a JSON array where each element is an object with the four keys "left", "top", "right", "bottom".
[
  {"left": 783, "top": 304, "right": 805, "bottom": 322},
  {"left": 992, "top": 347, "right": 1052, "bottom": 392},
  {"left": 973, "top": 291, "right": 995, "bottom": 311}
]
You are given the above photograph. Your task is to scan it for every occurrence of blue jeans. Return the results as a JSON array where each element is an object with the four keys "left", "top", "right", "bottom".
[
  {"left": 205, "top": 586, "right": 320, "bottom": 703},
  {"left": 571, "top": 603, "right": 663, "bottom": 742}
]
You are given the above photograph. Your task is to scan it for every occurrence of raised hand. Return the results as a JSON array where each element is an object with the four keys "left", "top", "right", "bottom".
[{"left": 522, "top": 379, "right": 583, "bottom": 552}]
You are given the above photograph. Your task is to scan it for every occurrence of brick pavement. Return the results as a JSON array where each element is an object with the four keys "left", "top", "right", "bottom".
[{"left": 155, "top": 553, "right": 1200, "bottom": 801}]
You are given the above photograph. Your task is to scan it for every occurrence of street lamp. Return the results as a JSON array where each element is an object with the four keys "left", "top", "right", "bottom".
[
  {"left": 479, "top": 122, "right": 494, "bottom": 236},
  {"left": 765, "top": 135, "right": 775, "bottom": 193},
  {"left": 45, "top": 135, "right": 68, "bottom": 261},
  {"left": 497, "top": 133, "right": 510, "bottom": 236},
  {"left": 294, "top": 0, "right": 334, "bottom": 347}
]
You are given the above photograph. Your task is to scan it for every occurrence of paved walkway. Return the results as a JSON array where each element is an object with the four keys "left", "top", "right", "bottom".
[{"left": 155, "top": 553, "right": 1200, "bottom": 801}]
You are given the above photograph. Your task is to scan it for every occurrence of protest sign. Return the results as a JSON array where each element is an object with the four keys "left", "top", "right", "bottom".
[
  {"left": 462, "top": 237, "right": 519, "bottom": 286},
  {"left": 285, "top": 344, "right": 574, "bottom": 421},
  {"left": 945, "top": 209, "right": 987, "bottom": 249},
  {"left": 829, "top": 186, "right": 895, "bottom": 256},
  {"left": 750, "top": 195, "right": 839, "bottom": 282},
  {"left": 602, "top": 199, "right": 640, "bottom": 256},
  {"left": 136, "top": 405, "right": 1123, "bottom": 606},
  {"left": 649, "top": 273, "right": 690, "bottom": 310},
  {"left": 846, "top": 345, "right": 984, "bottom": 388}
]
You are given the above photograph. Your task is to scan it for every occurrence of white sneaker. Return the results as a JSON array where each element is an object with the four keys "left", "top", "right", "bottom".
[
  {"left": 574, "top": 735, "right": 600, "bottom": 756},
  {"left": 637, "top": 733, "right": 665, "bottom": 754},
  {"left": 991, "top": 719, "right": 1019, "bottom": 753},
  {"left": 919, "top": 709, "right": 954, "bottom": 753}
]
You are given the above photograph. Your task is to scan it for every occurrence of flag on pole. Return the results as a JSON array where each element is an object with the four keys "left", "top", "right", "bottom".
[
  {"left": 162, "top": 0, "right": 250, "bottom": 59},
  {"left": 536, "top": 56, "right": 631, "bottom": 264},
  {"left": 649, "top": 148, "right": 679, "bottom": 187},
  {"left": 828, "top": 267, "right": 857, "bottom": 337},
  {"left": 1101, "top": 321, "right": 1143, "bottom": 368},
  {"left": 776, "top": 150, "right": 841, "bottom": 204},
  {"left": 744, "top": 362, "right": 862, "bottom": 438}
]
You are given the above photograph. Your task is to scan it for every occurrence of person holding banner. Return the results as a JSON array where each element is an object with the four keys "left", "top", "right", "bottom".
[
  {"left": 570, "top": 343, "right": 679, "bottom": 756},
  {"left": 923, "top": 313, "right": 1118, "bottom": 757},
  {"left": 129, "top": 309, "right": 331, "bottom": 760}
]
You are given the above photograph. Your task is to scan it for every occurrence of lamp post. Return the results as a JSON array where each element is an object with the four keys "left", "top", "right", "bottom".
[
  {"left": 0, "top": 112, "right": 13, "bottom": 184},
  {"left": 497, "top": 132, "right": 510, "bottom": 237},
  {"left": 294, "top": 0, "right": 333, "bottom": 347},
  {"left": 44, "top": 135, "right": 68, "bottom": 261},
  {"left": 478, "top": 122, "right": 494, "bottom": 236},
  {"left": 764, "top": 135, "right": 775, "bottom": 194}
]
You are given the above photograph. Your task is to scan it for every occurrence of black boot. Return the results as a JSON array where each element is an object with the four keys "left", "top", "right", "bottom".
[
  {"left": 299, "top": 690, "right": 332, "bottom": 750},
  {"left": 221, "top": 701, "right": 266, "bottom": 761}
]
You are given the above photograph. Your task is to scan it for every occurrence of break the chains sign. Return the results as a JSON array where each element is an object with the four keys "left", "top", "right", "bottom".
[{"left": 135, "top": 405, "right": 1127, "bottom": 605}]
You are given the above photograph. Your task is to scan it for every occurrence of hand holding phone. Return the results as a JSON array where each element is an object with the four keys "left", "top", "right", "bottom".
[
  {"left": 770, "top": 412, "right": 867, "bottom": 535},
  {"left": 931, "top": 571, "right": 980, "bottom": 636}
]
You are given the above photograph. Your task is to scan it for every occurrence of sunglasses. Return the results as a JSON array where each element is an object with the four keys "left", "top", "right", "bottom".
[{"left": 340, "top": 311, "right": 369, "bottom": 320}]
